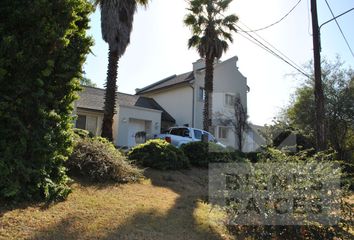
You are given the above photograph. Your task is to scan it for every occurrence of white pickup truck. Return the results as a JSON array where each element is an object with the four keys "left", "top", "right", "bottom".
[{"left": 155, "top": 126, "right": 226, "bottom": 148}]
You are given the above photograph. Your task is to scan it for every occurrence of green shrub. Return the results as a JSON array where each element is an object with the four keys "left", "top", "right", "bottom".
[
  {"left": 73, "top": 128, "right": 94, "bottom": 139},
  {"left": 128, "top": 139, "right": 190, "bottom": 170},
  {"left": 181, "top": 142, "right": 243, "bottom": 167},
  {"left": 67, "top": 135, "right": 143, "bottom": 183},
  {"left": 222, "top": 148, "right": 352, "bottom": 238},
  {"left": 0, "top": 0, "right": 93, "bottom": 201},
  {"left": 242, "top": 151, "right": 260, "bottom": 162}
]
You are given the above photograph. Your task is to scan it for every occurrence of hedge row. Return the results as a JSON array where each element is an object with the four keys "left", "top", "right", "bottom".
[{"left": 127, "top": 140, "right": 256, "bottom": 169}]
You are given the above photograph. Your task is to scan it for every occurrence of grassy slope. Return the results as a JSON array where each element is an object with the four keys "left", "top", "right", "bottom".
[{"left": 0, "top": 169, "right": 230, "bottom": 240}]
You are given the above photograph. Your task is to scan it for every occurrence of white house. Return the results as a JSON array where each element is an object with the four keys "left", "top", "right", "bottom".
[
  {"left": 74, "top": 86, "right": 175, "bottom": 148},
  {"left": 136, "top": 56, "right": 259, "bottom": 149},
  {"left": 74, "top": 56, "right": 265, "bottom": 151}
]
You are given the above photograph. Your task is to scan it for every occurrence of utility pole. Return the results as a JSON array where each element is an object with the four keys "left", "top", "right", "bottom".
[{"left": 311, "top": 0, "right": 326, "bottom": 150}]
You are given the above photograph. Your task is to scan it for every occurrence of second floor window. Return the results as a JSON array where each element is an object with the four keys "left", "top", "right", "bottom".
[
  {"left": 198, "top": 87, "right": 206, "bottom": 101},
  {"left": 225, "top": 94, "right": 235, "bottom": 107}
]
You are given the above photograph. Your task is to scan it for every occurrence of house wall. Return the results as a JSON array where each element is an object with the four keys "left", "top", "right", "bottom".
[
  {"left": 192, "top": 56, "right": 248, "bottom": 148},
  {"left": 137, "top": 56, "right": 251, "bottom": 149},
  {"left": 142, "top": 85, "right": 194, "bottom": 127},
  {"left": 116, "top": 105, "right": 162, "bottom": 147}
]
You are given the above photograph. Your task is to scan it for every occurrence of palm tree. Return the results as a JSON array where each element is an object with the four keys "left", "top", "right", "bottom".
[
  {"left": 95, "top": 0, "right": 148, "bottom": 141},
  {"left": 184, "top": 0, "right": 238, "bottom": 132}
]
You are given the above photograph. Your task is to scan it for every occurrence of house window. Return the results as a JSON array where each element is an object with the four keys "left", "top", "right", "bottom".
[
  {"left": 76, "top": 115, "right": 86, "bottom": 130},
  {"left": 225, "top": 94, "right": 235, "bottom": 107},
  {"left": 218, "top": 126, "right": 228, "bottom": 139},
  {"left": 76, "top": 114, "right": 98, "bottom": 135},
  {"left": 86, "top": 116, "right": 98, "bottom": 135},
  {"left": 198, "top": 87, "right": 206, "bottom": 101}
]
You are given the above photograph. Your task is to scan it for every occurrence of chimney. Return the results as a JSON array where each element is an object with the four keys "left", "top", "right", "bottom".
[{"left": 192, "top": 58, "right": 205, "bottom": 71}]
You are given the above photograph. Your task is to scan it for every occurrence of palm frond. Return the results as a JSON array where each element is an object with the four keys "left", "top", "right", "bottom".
[
  {"left": 223, "top": 14, "right": 238, "bottom": 25},
  {"left": 184, "top": 14, "right": 197, "bottom": 26},
  {"left": 185, "top": 0, "right": 236, "bottom": 59},
  {"left": 220, "top": 40, "right": 229, "bottom": 52},
  {"left": 217, "top": 0, "right": 232, "bottom": 11},
  {"left": 220, "top": 29, "right": 233, "bottom": 42},
  {"left": 226, "top": 24, "right": 237, "bottom": 32},
  {"left": 188, "top": 35, "right": 201, "bottom": 49},
  {"left": 197, "top": 15, "right": 207, "bottom": 26},
  {"left": 98, "top": 0, "right": 137, "bottom": 54},
  {"left": 192, "top": 25, "right": 202, "bottom": 35}
]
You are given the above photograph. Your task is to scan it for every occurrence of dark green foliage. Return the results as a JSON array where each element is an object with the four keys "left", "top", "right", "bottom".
[
  {"left": 181, "top": 142, "right": 243, "bottom": 167},
  {"left": 0, "top": 0, "right": 93, "bottom": 201},
  {"left": 181, "top": 142, "right": 212, "bottom": 167},
  {"left": 66, "top": 134, "right": 143, "bottom": 183},
  {"left": 128, "top": 139, "right": 190, "bottom": 170},
  {"left": 73, "top": 128, "right": 95, "bottom": 138},
  {"left": 242, "top": 151, "right": 260, "bottom": 162},
  {"left": 286, "top": 58, "right": 354, "bottom": 161},
  {"left": 223, "top": 148, "right": 352, "bottom": 239}
]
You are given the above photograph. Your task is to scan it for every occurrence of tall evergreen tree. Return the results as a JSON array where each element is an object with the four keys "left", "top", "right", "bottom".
[
  {"left": 184, "top": 0, "right": 238, "bottom": 132},
  {"left": 95, "top": 0, "right": 148, "bottom": 141},
  {"left": 0, "top": 0, "right": 93, "bottom": 201}
]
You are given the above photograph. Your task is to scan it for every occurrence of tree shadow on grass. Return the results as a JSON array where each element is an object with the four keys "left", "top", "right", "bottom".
[
  {"left": 0, "top": 199, "right": 45, "bottom": 218},
  {"left": 30, "top": 168, "right": 226, "bottom": 240},
  {"left": 99, "top": 168, "right": 224, "bottom": 240},
  {"left": 29, "top": 214, "right": 83, "bottom": 240}
]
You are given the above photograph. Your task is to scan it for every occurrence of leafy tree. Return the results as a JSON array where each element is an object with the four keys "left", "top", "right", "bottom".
[
  {"left": 0, "top": 0, "right": 93, "bottom": 201},
  {"left": 80, "top": 76, "right": 97, "bottom": 87},
  {"left": 215, "top": 96, "right": 249, "bottom": 151},
  {"left": 95, "top": 0, "right": 148, "bottom": 141},
  {"left": 287, "top": 58, "right": 354, "bottom": 160},
  {"left": 184, "top": 0, "right": 238, "bottom": 132}
]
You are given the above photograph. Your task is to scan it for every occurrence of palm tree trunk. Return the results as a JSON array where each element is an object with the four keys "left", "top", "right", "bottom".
[
  {"left": 101, "top": 47, "right": 119, "bottom": 142},
  {"left": 203, "top": 57, "right": 214, "bottom": 132}
]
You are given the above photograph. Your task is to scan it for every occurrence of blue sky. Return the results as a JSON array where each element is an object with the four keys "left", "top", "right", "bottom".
[{"left": 83, "top": 0, "right": 354, "bottom": 125}]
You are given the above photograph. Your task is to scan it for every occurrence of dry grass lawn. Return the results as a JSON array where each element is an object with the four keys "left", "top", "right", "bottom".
[{"left": 0, "top": 168, "right": 231, "bottom": 240}]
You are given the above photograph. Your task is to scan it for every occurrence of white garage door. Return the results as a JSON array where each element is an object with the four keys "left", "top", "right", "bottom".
[{"left": 128, "top": 119, "right": 146, "bottom": 147}]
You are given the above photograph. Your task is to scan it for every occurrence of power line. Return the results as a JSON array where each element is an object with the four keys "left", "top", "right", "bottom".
[
  {"left": 239, "top": 0, "right": 302, "bottom": 33},
  {"left": 320, "top": 7, "right": 354, "bottom": 29},
  {"left": 239, "top": 21, "right": 306, "bottom": 74},
  {"left": 323, "top": 0, "right": 354, "bottom": 58},
  {"left": 235, "top": 25, "right": 311, "bottom": 78}
]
